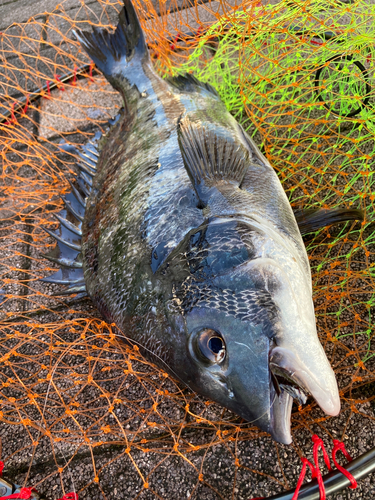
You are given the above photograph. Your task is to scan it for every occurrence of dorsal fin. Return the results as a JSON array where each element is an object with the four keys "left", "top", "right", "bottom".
[
  {"left": 177, "top": 117, "right": 249, "bottom": 206},
  {"left": 167, "top": 73, "right": 219, "bottom": 98}
]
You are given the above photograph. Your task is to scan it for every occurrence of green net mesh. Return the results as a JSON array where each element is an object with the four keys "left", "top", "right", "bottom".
[{"left": 171, "top": 0, "right": 375, "bottom": 369}]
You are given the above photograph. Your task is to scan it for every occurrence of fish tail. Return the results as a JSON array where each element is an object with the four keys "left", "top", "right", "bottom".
[{"left": 73, "top": 0, "right": 148, "bottom": 89}]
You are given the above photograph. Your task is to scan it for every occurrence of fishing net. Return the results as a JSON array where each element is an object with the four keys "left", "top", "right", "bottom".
[{"left": 1, "top": 0, "right": 375, "bottom": 498}]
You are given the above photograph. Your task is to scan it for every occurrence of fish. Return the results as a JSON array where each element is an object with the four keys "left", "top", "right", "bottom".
[{"left": 42, "top": 0, "right": 364, "bottom": 444}]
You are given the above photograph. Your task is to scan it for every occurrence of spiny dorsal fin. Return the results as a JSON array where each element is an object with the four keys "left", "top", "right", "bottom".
[
  {"left": 178, "top": 117, "right": 249, "bottom": 205},
  {"left": 167, "top": 73, "right": 219, "bottom": 98},
  {"left": 294, "top": 207, "right": 364, "bottom": 235}
]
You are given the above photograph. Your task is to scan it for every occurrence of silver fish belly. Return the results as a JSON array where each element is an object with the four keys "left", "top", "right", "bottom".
[{"left": 44, "top": 0, "right": 341, "bottom": 444}]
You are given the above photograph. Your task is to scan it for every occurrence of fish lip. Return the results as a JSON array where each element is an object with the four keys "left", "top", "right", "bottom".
[
  {"left": 269, "top": 381, "right": 293, "bottom": 444},
  {"left": 269, "top": 345, "right": 340, "bottom": 417},
  {"left": 268, "top": 345, "right": 341, "bottom": 444},
  {"left": 268, "top": 359, "right": 303, "bottom": 444}
]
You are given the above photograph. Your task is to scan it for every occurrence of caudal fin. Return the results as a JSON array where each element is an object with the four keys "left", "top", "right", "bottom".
[{"left": 73, "top": 0, "right": 148, "bottom": 84}]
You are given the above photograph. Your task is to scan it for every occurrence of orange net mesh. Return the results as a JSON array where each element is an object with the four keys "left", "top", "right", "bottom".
[{"left": 1, "top": 0, "right": 375, "bottom": 498}]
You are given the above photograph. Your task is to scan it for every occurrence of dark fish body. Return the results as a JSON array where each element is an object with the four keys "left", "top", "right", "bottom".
[
  {"left": 82, "top": 63, "right": 305, "bottom": 358},
  {"left": 43, "top": 0, "right": 350, "bottom": 443}
]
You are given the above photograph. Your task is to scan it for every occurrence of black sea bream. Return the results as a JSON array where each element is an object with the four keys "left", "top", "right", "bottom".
[{"left": 43, "top": 0, "right": 367, "bottom": 444}]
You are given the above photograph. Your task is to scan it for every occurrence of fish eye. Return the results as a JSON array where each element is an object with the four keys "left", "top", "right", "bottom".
[{"left": 196, "top": 328, "right": 226, "bottom": 364}]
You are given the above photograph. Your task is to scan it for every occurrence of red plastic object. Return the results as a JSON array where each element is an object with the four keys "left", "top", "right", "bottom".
[
  {"left": 291, "top": 457, "right": 317, "bottom": 500},
  {"left": 332, "top": 440, "right": 357, "bottom": 489},
  {"left": 45, "top": 80, "right": 51, "bottom": 98},
  {"left": 59, "top": 493, "right": 78, "bottom": 500},
  {"left": 54, "top": 74, "right": 65, "bottom": 91},
  {"left": 0, "top": 487, "right": 34, "bottom": 499}
]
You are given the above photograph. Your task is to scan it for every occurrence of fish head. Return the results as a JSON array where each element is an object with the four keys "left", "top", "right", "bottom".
[
  {"left": 183, "top": 303, "right": 273, "bottom": 435},
  {"left": 164, "top": 220, "right": 340, "bottom": 444}
]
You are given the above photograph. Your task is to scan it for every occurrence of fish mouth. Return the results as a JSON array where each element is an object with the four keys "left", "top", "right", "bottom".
[
  {"left": 270, "top": 367, "right": 308, "bottom": 406},
  {"left": 269, "top": 346, "right": 340, "bottom": 444}
]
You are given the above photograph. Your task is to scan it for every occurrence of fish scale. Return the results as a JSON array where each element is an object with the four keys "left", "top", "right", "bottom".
[{"left": 41, "top": 0, "right": 365, "bottom": 443}]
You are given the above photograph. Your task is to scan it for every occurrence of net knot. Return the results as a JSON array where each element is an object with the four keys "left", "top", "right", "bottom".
[
  {"left": 291, "top": 457, "right": 317, "bottom": 500},
  {"left": 332, "top": 440, "right": 357, "bottom": 489},
  {"left": 292, "top": 435, "right": 332, "bottom": 500}
]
